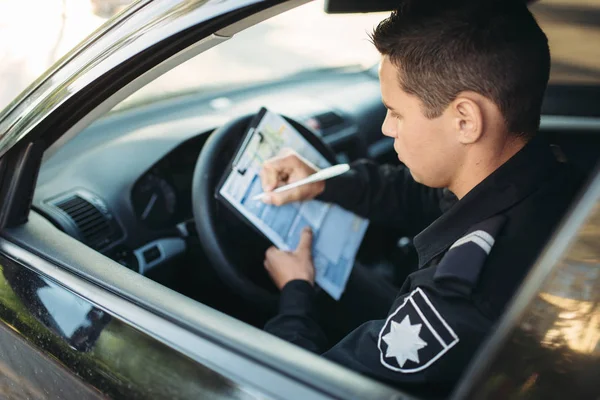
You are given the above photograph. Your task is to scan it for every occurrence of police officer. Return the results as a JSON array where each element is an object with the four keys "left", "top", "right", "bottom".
[{"left": 259, "top": 0, "right": 581, "bottom": 397}]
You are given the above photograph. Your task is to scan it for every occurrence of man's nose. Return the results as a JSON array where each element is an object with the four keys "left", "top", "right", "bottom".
[{"left": 381, "top": 113, "right": 395, "bottom": 138}]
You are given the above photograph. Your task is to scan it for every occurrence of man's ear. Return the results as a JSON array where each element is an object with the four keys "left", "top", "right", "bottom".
[{"left": 452, "top": 93, "right": 483, "bottom": 145}]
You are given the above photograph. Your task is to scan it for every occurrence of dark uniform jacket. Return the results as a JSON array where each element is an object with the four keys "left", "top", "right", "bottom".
[{"left": 264, "top": 136, "right": 581, "bottom": 398}]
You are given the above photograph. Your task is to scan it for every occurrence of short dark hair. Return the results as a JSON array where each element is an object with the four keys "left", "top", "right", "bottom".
[{"left": 371, "top": 0, "right": 550, "bottom": 137}]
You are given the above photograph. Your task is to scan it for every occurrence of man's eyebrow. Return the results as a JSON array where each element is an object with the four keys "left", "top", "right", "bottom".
[{"left": 382, "top": 100, "right": 396, "bottom": 112}]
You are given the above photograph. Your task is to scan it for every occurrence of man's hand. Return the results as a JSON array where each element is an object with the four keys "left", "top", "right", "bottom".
[
  {"left": 264, "top": 228, "right": 315, "bottom": 290},
  {"left": 259, "top": 149, "right": 325, "bottom": 205}
]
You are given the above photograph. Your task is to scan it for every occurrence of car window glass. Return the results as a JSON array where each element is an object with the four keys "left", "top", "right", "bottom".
[
  {"left": 113, "top": 1, "right": 387, "bottom": 110},
  {"left": 110, "top": 0, "right": 600, "bottom": 111}
]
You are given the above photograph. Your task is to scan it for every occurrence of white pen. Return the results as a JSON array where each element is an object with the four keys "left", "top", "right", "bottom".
[{"left": 251, "top": 163, "right": 350, "bottom": 201}]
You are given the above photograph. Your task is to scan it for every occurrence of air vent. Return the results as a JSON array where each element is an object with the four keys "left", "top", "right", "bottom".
[
  {"left": 54, "top": 195, "right": 120, "bottom": 250},
  {"left": 313, "top": 111, "right": 345, "bottom": 131}
]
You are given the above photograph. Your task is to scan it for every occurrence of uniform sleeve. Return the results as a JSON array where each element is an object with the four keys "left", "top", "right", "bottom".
[
  {"left": 316, "top": 159, "right": 446, "bottom": 234},
  {"left": 263, "top": 280, "right": 327, "bottom": 353},
  {"left": 322, "top": 286, "right": 493, "bottom": 398}
]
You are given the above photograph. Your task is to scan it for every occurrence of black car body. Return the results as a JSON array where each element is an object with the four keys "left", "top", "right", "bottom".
[{"left": 0, "top": 0, "right": 598, "bottom": 399}]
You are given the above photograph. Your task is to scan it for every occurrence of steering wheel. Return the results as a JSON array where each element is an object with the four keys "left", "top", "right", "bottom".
[{"left": 192, "top": 114, "right": 337, "bottom": 309}]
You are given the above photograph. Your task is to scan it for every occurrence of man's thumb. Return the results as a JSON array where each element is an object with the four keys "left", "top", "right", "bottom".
[{"left": 297, "top": 227, "right": 313, "bottom": 254}]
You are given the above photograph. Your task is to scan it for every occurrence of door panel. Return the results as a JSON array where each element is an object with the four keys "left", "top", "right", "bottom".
[
  {"left": 0, "top": 255, "right": 266, "bottom": 400},
  {"left": 0, "top": 322, "right": 104, "bottom": 400}
]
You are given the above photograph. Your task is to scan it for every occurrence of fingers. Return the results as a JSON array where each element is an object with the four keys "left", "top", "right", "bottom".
[
  {"left": 260, "top": 153, "right": 323, "bottom": 206},
  {"left": 259, "top": 162, "right": 280, "bottom": 192},
  {"left": 296, "top": 227, "right": 313, "bottom": 257},
  {"left": 263, "top": 242, "right": 315, "bottom": 290},
  {"left": 263, "top": 187, "right": 305, "bottom": 206},
  {"left": 264, "top": 246, "right": 284, "bottom": 277},
  {"left": 265, "top": 245, "right": 279, "bottom": 259},
  {"left": 265, "top": 246, "right": 283, "bottom": 265},
  {"left": 259, "top": 152, "right": 306, "bottom": 192},
  {"left": 278, "top": 148, "right": 319, "bottom": 171}
]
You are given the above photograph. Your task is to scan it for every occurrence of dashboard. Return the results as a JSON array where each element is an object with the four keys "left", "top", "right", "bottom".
[
  {"left": 130, "top": 136, "right": 206, "bottom": 230},
  {"left": 32, "top": 66, "right": 389, "bottom": 275}
]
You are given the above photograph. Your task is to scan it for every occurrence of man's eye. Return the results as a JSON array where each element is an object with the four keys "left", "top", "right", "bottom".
[{"left": 392, "top": 113, "right": 402, "bottom": 120}]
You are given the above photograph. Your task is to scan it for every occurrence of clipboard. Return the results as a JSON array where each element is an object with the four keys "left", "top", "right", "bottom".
[
  {"left": 214, "top": 107, "right": 336, "bottom": 246},
  {"left": 214, "top": 108, "right": 271, "bottom": 244},
  {"left": 213, "top": 107, "right": 369, "bottom": 300}
]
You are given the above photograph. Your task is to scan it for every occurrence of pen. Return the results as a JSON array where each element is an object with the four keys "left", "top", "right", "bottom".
[{"left": 252, "top": 163, "right": 350, "bottom": 201}]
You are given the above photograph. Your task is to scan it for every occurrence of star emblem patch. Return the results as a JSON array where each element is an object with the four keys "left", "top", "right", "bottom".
[
  {"left": 378, "top": 288, "right": 459, "bottom": 373},
  {"left": 382, "top": 315, "right": 428, "bottom": 367}
]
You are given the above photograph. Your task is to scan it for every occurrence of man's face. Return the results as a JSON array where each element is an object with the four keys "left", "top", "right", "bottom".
[{"left": 379, "top": 56, "right": 462, "bottom": 188}]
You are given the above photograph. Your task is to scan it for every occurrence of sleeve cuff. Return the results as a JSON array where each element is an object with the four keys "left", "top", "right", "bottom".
[
  {"left": 279, "top": 280, "right": 316, "bottom": 315},
  {"left": 316, "top": 162, "right": 361, "bottom": 204}
]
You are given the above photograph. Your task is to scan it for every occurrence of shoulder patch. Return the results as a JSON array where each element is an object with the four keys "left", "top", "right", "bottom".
[
  {"left": 434, "top": 215, "right": 506, "bottom": 293},
  {"left": 378, "top": 288, "right": 459, "bottom": 373},
  {"left": 449, "top": 229, "right": 495, "bottom": 254}
]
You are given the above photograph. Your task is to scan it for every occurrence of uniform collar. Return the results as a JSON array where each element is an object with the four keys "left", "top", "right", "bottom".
[{"left": 413, "top": 134, "right": 560, "bottom": 268}]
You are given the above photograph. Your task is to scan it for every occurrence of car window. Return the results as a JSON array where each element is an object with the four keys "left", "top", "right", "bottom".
[
  {"left": 114, "top": 1, "right": 387, "bottom": 109},
  {"left": 109, "top": 0, "right": 600, "bottom": 111}
]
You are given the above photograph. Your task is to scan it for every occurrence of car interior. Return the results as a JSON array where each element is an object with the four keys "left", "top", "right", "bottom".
[{"left": 22, "top": 0, "right": 600, "bottom": 394}]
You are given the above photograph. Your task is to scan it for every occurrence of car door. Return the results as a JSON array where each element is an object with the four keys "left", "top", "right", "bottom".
[
  {"left": 0, "top": 240, "right": 284, "bottom": 399},
  {"left": 0, "top": 0, "right": 407, "bottom": 399},
  {"left": 452, "top": 165, "right": 600, "bottom": 399}
]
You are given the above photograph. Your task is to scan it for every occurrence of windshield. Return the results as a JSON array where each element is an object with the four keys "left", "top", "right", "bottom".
[{"left": 117, "top": 1, "right": 388, "bottom": 108}]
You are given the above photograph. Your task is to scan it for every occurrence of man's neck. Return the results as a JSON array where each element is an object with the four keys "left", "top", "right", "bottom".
[{"left": 449, "top": 135, "right": 527, "bottom": 199}]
